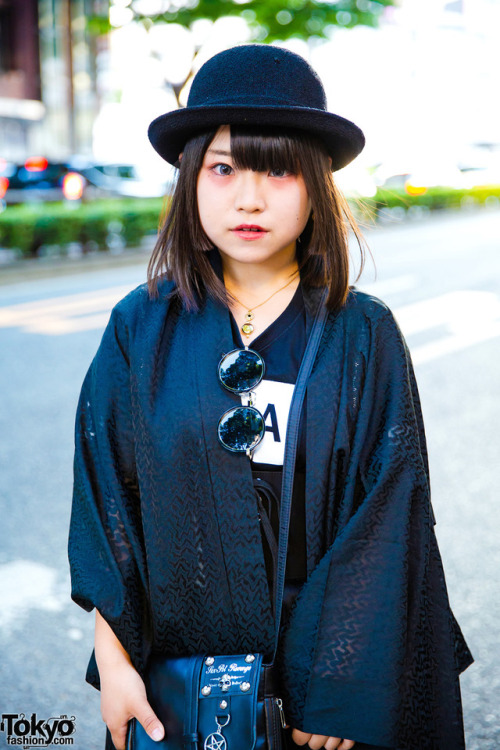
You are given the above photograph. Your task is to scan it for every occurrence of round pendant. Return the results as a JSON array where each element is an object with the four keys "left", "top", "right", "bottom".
[
  {"left": 245, "top": 311, "right": 254, "bottom": 322},
  {"left": 241, "top": 322, "right": 254, "bottom": 336},
  {"left": 204, "top": 732, "right": 227, "bottom": 750}
]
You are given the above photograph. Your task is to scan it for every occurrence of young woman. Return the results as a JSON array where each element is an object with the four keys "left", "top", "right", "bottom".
[{"left": 69, "top": 44, "right": 472, "bottom": 750}]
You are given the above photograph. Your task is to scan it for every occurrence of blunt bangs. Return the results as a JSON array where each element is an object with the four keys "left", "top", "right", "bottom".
[{"left": 229, "top": 125, "right": 307, "bottom": 175}]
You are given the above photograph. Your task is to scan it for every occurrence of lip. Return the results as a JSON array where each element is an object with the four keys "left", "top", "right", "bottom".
[{"left": 231, "top": 224, "right": 269, "bottom": 240}]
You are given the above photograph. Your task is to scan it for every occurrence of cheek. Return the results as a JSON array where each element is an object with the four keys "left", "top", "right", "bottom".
[
  {"left": 289, "top": 180, "right": 311, "bottom": 225},
  {"left": 295, "top": 192, "right": 312, "bottom": 227},
  {"left": 196, "top": 178, "right": 214, "bottom": 231},
  {"left": 197, "top": 173, "right": 229, "bottom": 228}
]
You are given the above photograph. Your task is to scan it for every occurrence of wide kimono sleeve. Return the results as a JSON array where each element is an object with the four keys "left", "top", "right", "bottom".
[
  {"left": 68, "top": 302, "right": 150, "bottom": 685},
  {"left": 280, "top": 300, "right": 473, "bottom": 750}
]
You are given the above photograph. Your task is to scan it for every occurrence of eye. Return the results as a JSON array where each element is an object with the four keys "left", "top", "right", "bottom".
[
  {"left": 269, "top": 167, "right": 292, "bottom": 178},
  {"left": 212, "top": 163, "right": 234, "bottom": 176}
]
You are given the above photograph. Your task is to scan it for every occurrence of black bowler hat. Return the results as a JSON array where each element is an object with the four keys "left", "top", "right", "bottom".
[{"left": 148, "top": 44, "right": 365, "bottom": 171}]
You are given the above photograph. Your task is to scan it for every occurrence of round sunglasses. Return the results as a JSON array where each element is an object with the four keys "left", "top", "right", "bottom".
[{"left": 217, "top": 348, "right": 266, "bottom": 455}]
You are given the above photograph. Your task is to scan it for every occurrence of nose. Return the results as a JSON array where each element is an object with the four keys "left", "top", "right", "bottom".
[{"left": 234, "top": 171, "right": 265, "bottom": 213}]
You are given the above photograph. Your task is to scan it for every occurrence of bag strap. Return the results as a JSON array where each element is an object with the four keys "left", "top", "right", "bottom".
[
  {"left": 255, "top": 480, "right": 280, "bottom": 610},
  {"left": 270, "top": 289, "right": 330, "bottom": 662}
]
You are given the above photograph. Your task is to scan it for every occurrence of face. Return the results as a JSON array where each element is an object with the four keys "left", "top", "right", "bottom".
[{"left": 196, "top": 126, "right": 312, "bottom": 271}]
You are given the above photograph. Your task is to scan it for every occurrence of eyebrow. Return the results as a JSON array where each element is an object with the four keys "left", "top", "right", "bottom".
[{"left": 207, "top": 149, "right": 232, "bottom": 156}]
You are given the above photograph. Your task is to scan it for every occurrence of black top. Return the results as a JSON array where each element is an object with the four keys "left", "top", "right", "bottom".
[
  {"left": 230, "top": 285, "right": 308, "bottom": 587},
  {"left": 230, "top": 283, "right": 307, "bottom": 470}
]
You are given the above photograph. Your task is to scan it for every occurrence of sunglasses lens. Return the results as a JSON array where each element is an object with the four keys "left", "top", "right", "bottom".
[
  {"left": 218, "top": 406, "right": 265, "bottom": 453},
  {"left": 218, "top": 349, "right": 264, "bottom": 393}
]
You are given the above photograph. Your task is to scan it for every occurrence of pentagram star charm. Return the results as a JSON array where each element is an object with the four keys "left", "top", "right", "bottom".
[{"left": 204, "top": 731, "right": 227, "bottom": 750}]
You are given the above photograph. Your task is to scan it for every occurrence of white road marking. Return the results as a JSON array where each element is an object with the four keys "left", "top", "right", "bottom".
[
  {"left": 393, "top": 291, "right": 500, "bottom": 364},
  {"left": 0, "top": 283, "right": 499, "bottom": 364},
  {"left": 411, "top": 320, "right": 500, "bottom": 364},
  {"left": 67, "top": 628, "right": 84, "bottom": 641},
  {"left": 393, "top": 291, "right": 500, "bottom": 336},
  {"left": 361, "top": 274, "right": 418, "bottom": 298},
  {"left": 0, "top": 559, "right": 68, "bottom": 633},
  {"left": 0, "top": 285, "right": 133, "bottom": 334}
]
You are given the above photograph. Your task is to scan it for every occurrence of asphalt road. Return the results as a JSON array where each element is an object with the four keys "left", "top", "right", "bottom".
[{"left": 0, "top": 208, "right": 499, "bottom": 749}]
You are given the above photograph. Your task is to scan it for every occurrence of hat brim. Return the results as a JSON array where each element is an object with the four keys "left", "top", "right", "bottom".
[{"left": 148, "top": 105, "right": 365, "bottom": 171}]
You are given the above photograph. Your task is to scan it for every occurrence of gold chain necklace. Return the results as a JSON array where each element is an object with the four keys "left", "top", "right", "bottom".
[{"left": 228, "top": 270, "right": 299, "bottom": 338}]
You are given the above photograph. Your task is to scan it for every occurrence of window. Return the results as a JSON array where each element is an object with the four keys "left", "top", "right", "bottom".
[{"left": 0, "top": 4, "right": 15, "bottom": 73}]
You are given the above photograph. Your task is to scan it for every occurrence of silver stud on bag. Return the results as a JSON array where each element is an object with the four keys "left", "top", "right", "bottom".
[
  {"left": 205, "top": 656, "right": 215, "bottom": 666},
  {"left": 201, "top": 686, "right": 212, "bottom": 696},
  {"left": 240, "top": 682, "right": 251, "bottom": 692},
  {"left": 219, "top": 700, "right": 228, "bottom": 710},
  {"left": 245, "top": 654, "right": 255, "bottom": 663}
]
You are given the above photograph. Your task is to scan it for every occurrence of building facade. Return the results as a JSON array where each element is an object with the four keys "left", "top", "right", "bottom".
[{"left": 0, "top": 0, "right": 103, "bottom": 161}]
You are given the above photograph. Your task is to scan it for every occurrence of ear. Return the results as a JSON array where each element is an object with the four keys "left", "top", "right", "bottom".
[{"left": 174, "top": 152, "right": 183, "bottom": 169}]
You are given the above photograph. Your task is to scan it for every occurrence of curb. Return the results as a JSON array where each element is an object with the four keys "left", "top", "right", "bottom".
[{"left": 0, "top": 248, "right": 150, "bottom": 286}]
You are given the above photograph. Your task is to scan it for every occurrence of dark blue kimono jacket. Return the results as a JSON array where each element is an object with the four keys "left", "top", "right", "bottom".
[{"left": 69, "top": 278, "right": 472, "bottom": 750}]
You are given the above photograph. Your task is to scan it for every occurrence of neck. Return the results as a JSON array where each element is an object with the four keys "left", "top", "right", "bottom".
[
  {"left": 222, "top": 255, "right": 301, "bottom": 343},
  {"left": 222, "top": 255, "right": 299, "bottom": 302}
]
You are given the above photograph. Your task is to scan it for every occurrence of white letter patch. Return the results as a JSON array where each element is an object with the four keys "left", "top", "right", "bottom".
[{"left": 250, "top": 379, "right": 295, "bottom": 465}]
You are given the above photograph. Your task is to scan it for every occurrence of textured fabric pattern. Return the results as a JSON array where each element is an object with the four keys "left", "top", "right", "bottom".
[
  {"left": 279, "top": 291, "right": 472, "bottom": 749},
  {"left": 69, "top": 280, "right": 472, "bottom": 750}
]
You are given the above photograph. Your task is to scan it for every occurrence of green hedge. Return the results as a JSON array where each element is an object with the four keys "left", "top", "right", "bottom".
[
  {"left": 365, "top": 185, "right": 500, "bottom": 217},
  {"left": 0, "top": 198, "right": 165, "bottom": 257},
  {"left": 1, "top": 187, "right": 499, "bottom": 257}
]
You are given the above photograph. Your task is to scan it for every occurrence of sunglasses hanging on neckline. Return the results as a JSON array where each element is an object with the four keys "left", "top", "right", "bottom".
[{"left": 217, "top": 347, "right": 266, "bottom": 456}]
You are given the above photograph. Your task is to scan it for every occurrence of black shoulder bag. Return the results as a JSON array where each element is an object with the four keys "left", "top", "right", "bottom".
[{"left": 127, "top": 294, "right": 329, "bottom": 750}]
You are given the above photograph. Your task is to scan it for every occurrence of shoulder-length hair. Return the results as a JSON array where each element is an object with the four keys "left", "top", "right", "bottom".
[{"left": 147, "top": 124, "right": 366, "bottom": 311}]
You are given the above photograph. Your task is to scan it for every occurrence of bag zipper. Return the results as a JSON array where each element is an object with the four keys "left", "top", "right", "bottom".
[{"left": 275, "top": 698, "right": 287, "bottom": 729}]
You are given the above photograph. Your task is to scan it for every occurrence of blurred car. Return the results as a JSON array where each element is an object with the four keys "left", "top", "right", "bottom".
[
  {"left": 74, "top": 159, "right": 174, "bottom": 199},
  {"left": 374, "top": 150, "right": 500, "bottom": 196},
  {"left": 0, "top": 157, "right": 84, "bottom": 204},
  {"left": 375, "top": 160, "right": 468, "bottom": 194},
  {"left": 0, "top": 156, "right": 171, "bottom": 205}
]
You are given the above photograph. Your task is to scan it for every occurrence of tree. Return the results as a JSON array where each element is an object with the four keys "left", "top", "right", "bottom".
[{"left": 91, "top": 0, "right": 395, "bottom": 105}]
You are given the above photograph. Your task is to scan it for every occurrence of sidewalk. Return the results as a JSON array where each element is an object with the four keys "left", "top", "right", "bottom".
[{"left": 0, "top": 246, "right": 151, "bottom": 286}]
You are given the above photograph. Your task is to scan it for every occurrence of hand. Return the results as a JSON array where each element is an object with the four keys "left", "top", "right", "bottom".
[
  {"left": 100, "top": 659, "right": 164, "bottom": 750},
  {"left": 292, "top": 728, "right": 355, "bottom": 749},
  {"left": 94, "top": 611, "right": 164, "bottom": 750}
]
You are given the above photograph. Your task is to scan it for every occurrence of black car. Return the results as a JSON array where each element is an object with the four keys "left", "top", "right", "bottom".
[{"left": 0, "top": 156, "right": 171, "bottom": 205}]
